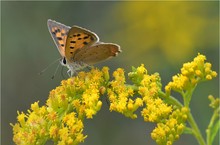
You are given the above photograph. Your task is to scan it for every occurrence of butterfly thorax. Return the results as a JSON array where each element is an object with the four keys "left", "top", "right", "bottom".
[{"left": 60, "top": 57, "right": 89, "bottom": 76}]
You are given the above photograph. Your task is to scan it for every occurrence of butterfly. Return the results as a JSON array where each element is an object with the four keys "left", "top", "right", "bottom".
[{"left": 47, "top": 19, "right": 121, "bottom": 76}]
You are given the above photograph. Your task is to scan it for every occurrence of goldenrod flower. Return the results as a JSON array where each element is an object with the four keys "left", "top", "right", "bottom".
[
  {"left": 165, "top": 53, "right": 217, "bottom": 95},
  {"left": 11, "top": 68, "right": 108, "bottom": 144},
  {"left": 11, "top": 55, "right": 217, "bottom": 145},
  {"left": 151, "top": 108, "right": 188, "bottom": 145},
  {"left": 141, "top": 98, "right": 172, "bottom": 122},
  {"left": 107, "top": 68, "right": 143, "bottom": 119}
]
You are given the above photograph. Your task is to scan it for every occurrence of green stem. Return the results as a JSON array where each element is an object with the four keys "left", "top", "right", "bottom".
[
  {"left": 159, "top": 91, "right": 182, "bottom": 108},
  {"left": 187, "top": 111, "right": 206, "bottom": 145},
  {"left": 206, "top": 107, "right": 220, "bottom": 145}
]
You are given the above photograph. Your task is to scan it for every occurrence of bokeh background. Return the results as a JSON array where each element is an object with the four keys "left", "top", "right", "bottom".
[{"left": 1, "top": 1, "right": 219, "bottom": 145}]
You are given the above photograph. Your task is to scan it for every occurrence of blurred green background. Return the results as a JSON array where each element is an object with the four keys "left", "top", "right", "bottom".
[{"left": 1, "top": 1, "right": 219, "bottom": 145}]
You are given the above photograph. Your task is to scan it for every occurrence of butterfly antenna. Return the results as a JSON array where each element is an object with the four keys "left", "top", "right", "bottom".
[
  {"left": 51, "top": 63, "right": 61, "bottom": 79},
  {"left": 39, "top": 58, "right": 61, "bottom": 75}
]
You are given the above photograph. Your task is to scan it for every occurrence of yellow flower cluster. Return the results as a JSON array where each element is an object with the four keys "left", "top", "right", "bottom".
[
  {"left": 141, "top": 97, "right": 172, "bottom": 122},
  {"left": 11, "top": 67, "right": 109, "bottom": 145},
  {"left": 12, "top": 102, "right": 51, "bottom": 144},
  {"left": 151, "top": 107, "right": 188, "bottom": 145},
  {"left": 107, "top": 68, "right": 143, "bottom": 119},
  {"left": 165, "top": 54, "right": 217, "bottom": 94},
  {"left": 108, "top": 64, "right": 171, "bottom": 123},
  {"left": 11, "top": 56, "right": 217, "bottom": 145},
  {"left": 132, "top": 65, "right": 172, "bottom": 122}
]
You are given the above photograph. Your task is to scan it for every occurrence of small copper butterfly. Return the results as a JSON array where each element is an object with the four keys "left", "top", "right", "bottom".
[{"left": 47, "top": 19, "right": 121, "bottom": 76}]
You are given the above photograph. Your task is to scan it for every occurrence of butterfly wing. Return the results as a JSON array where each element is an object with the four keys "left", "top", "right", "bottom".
[
  {"left": 47, "top": 19, "right": 70, "bottom": 57},
  {"left": 65, "top": 25, "right": 99, "bottom": 63},
  {"left": 73, "top": 42, "right": 121, "bottom": 65}
]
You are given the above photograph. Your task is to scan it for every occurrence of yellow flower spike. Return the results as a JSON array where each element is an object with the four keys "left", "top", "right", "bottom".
[
  {"left": 47, "top": 110, "right": 57, "bottom": 121},
  {"left": 31, "top": 101, "right": 40, "bottom": 112},
  {"left": 17, "top": 112, "right": 26, "bottom": 127},
  {"left": 151, "top": 106, "right": 187, "bottom": 144},
  {"left": 49, "top": 125, "right": 59, "bottom": 139},
  {"left": 75, "top": 133, "right": 87, "bottom": 143},
  {"left": 165, "top": 53, "right": 217, "bottom": 95},
  {"left": 102, "top": 66, "right": 110, "bottom": 81},
  {"left": 195, "top": 70, "right": 202, "bottom": 77},
  {"left": 211, "top": 71, "right": 217, "bottom": 77},
  {"left": 141, "top": 97, "right": 172, "bottom": 122},
  {"left": 59, "top": 127, "right": 69, "bottom": 141},
  {"left": 137, "top": 64, "right": 147, "bottom": 74},
  {"left": 97, "top": 101, "right": 102, "bottom": 109},
  {"left": 127, "top": 99, "right": 134, "bottom": 110},
  {"left": 177, "top": 123, "right": 185, "bottom": 134},
  {"left": 85, "top": 109, "right": 96, "bottom": 119},
  {"left": 135, "top": 98, "right": 143, "bottom": 107}
]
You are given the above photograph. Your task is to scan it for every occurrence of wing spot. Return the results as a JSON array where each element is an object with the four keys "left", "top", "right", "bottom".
[
  {"left": 61, "top": 44, "right": 64, "bottom": 47},
  {"left": 70, "top": 52, "right": 73, "bottom": 54},
  {"left": 54, "top": 29, "right": 60, "bottom": 33},
  {"left": 90, "top": 37, "right": 94, "bottom": 41},
  {"left": 70, "top": 46, "right": 74, "bottom": 49},
  {"left": 83, "top": 36, "right": 89, "bottom": 39},
  {"left": 57, "top": 37, "right": 62, "bottom": 40},
  {"left": 77, "top": 33, "right": 81, "bottom": 37},
  {"left": 78, "top": 37, "right": 82, "bottom": 40},
  {"left": 70, "top": 41, "right": 76, "bottom": 43},
  {"left": 83, "top": 41, "right": 88, "bottom": 45}
]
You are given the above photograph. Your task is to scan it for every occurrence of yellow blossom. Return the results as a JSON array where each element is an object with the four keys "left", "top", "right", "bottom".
[
  {"left": 165, "top": 53, "right": 217, "bottom": 95},
  {"left": 151, "top": 108, "right": 186, "bottom": 144},
  {"left": 141, "top": 97, "right": 172, "bottom": 122},
  {"left": 137, "top": 64, "right": 147, "bottom": 74},
  {"left": 49, "top": 125, "right": 59, "bottom": 139},
  {"left": 11, "top": 61, "right": 217, "bottom": 145},
  {"left": 17, "top": 112, "right": 26, "bottom": 127}
]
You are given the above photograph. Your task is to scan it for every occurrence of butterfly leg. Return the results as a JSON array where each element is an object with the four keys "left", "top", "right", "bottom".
[{"left": 85, "top": 65, "right": 93, "bottom": 71}]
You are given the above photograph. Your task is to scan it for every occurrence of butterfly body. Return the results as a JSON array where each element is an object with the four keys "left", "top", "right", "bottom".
[{"left": 47, "top": 19, "right": 121, "bottom": 76}]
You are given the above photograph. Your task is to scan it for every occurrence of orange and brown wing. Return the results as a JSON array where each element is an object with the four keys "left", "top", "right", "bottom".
[
  {"left": 47, "top": 19, "right": 70, "bottom": 57},
  {"left": 65, "top": 25, "right": 99, "bottom": 62},
  {"left": 74, "top": 42, "right": 121, "bottom": 65}
]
